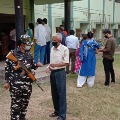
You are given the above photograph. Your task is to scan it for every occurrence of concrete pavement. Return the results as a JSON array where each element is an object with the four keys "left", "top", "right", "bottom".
[
  {"left": 0, "top": 60, "right": 50, "bottom": 82},
  {"left": 0, "top": 50, "right": 120, "bottom": 82}
]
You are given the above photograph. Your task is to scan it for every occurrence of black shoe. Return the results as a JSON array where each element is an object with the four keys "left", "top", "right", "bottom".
[
  {"left": 49, "top": 112, "right": 58, "bottom": 117},
  {"left": 104, "top": 84, "right": 109, "bottom": 86},
  {"left": 19, "top": 115, "right": 26, "bottom": 120},
  {"left": 56, "top": 117, "right": 66, "bottom": 120},
  {"left": 71, "top": 71, "right": 76, "bottom": 74},
  {"left": 19, "top": 118, "right": 26, "bottom": 120},
  {"left": 111, "top": 81, "right": 115, "bottom": 83},
  {"left": 66, "top": 71, "right": 69, "bottom": 74}
]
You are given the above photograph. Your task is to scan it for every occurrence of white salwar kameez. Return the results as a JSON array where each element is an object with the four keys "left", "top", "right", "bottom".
[{"left": 77, "top": 75, "right": 95, "bottom": 87}]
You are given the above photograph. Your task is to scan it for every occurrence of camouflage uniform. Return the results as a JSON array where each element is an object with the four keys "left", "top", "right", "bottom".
[{"left": 5, "top": 36, "right": 38, "bottom": 120}]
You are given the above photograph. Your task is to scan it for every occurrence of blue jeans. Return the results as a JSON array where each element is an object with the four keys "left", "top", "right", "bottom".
[
  {"left": 50, "top": 69, "right": 66, "bottom": 119},
  {"left": 44, "top": 41, "right": 50, "bottom": 64},
  {"left": 34, "top": 43, "right": 46, "bottom": 64}
]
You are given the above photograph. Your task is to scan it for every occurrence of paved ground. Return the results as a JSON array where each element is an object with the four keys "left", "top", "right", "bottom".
[
  {"left": 0, "top": 60, "right": 50, "bottom": 82},
  {"left": 0, "top": 49, "right": 120, "bottom": 82}
]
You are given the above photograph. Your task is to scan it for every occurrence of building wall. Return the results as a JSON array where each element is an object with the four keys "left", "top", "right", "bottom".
[
  {"left": 0, "top": 0, "right": 120, "bottom": 39},
  {"left": 34, "top": 4, "right": 48, "bottom": 21},
  {"left": 0, "top": 0, "right": 15, "bottom": 14},
  {"left": 34, "top": 0, "right": 120, "bottom": 39},
  {"left": 73, "top": 0, "right": 88, "bottom": 22},
  {"left": 34, "top": 3, "right": 64, "bottom": 33},
  {"left": 115, "top": 2, "right": 120, "bottom": 23},
  {"left": 0, "top": 0, "right": 27, "bottom": 15},
  {"left": 90, "top": 0, "right": 103, "bottom": 22},
  {"left": 0, "top": 0, "right": 32, "bottom": 30},
  {"left": 35, "top": 0, "right": 120, "bottom": 39}
]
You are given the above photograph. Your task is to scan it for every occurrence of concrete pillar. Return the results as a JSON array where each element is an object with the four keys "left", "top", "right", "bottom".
[
  {"left": 48, "top": 4, "right": 52, "bottom": 34},
  {"left": 30, "top": 0, "right": 35, "bottom": 23},
  {"left": 14, "top": 0, "right": 24, "bottom": 44},
  {"left": 70, "top": 1, "right": 73, "bottom": 29},
  {"left": 64, "top": 0, "right": 71, "bottom": 33}
]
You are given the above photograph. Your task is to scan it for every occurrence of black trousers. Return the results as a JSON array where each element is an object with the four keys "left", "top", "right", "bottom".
[
  {"left": 50, "top": 69, "right": 66, "bottom": 120},
  {"left": 44, "top": 41, "right": 50, "bottom": 64},
  {"left": 103, "top": 58, "right": 115, "bottom": 85}
]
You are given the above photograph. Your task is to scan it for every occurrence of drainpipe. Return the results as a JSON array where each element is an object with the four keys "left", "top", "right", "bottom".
[
  {"left": 48, "top": 4, "right": 52, "bottom": 34},
  {"left": 112, "top": 0, "right": 115, "bottom": 36},
  {"left": 70, "top": 1, "right": 73, "bottom": 29},
  {"left": 30, "top": 0, "right": 34, "bottom": 23},
  {"left": 113, "top": 0, "right": 115, "bottom": 24},
  {"left": 88, "top": 0, "right": 90, "bottom": 31},
  {"left": 103, "top": 0, "right": 105, "bottom": 25}
]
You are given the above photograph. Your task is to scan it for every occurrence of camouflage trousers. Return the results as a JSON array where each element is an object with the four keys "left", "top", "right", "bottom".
[{"left": 9, "top": 79, "right": 32, "bottom": 120}]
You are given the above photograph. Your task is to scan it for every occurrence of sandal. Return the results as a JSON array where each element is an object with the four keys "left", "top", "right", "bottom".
[{"left": 49, "top": 112, "right": 58, "bottom": 117}]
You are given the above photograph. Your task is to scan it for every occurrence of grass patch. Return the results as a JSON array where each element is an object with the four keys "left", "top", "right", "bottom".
[
  {"left": 0, "top": 82, "right": 3, "bottom": 88},
  {"left": 0, "top": 54, "right": 120, "bottom": 120}
]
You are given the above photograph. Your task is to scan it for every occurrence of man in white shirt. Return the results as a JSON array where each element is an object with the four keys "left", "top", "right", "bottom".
[
  {"left": 43, "top": 18, "right": 51, "bottom": 64},
  {"left": 46, "top": 33, "right": 69, "bottom": 120},
  {"left": 34, "top": 18, "right": 47, "bottom": 65},
  {"left": 66, "top": 30, "right": 79, "bottom": 73}
]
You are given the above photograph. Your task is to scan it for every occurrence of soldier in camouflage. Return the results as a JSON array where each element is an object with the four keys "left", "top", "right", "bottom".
[{"left": 4, "top": 35, "right": 41, "bottom": 120}]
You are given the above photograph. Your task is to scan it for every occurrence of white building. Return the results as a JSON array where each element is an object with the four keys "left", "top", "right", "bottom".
[{"left": 34, "top": 0, "right": 120, "bottom": 40}]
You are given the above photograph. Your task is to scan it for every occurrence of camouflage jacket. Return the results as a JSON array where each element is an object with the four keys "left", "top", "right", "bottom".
[{"left": 5, "top": 47, "right": 38, "bottom": 83}]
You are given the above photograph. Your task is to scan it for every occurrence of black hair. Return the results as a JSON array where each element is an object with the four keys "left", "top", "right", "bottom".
[
  {"left": 28, "top": 23, "right": 34, "bottom": 34},
  {"left": 59, "top": 25, "right": 64, "bottom": 31},
  {"left": 82, "top": 34, "right": 87, "bottom": 40},
  {"left": 37, "top": 18, "right": 43, "bottom": 24},
  {"left": 43, "top": 18, "right": 47, "bottom": 24},
  {"left": 80, "top": 34, "right": 87, "bottom": 44},
  {"left": 56, "top": 27, "right": 61, "bottom": 33},
  {"left": 87, "top": 31, "right": 93, "bottom": 39},
  {"left": 29, "top": 23, "right": 34, "bottom": 29},
  {"left": 60, "top": 25, "right": 64, "bottom": 27},
  {"left": 103, "top": 29, "right": 111, "bottom": 34},
  {"left": 69, "top": 30, "right": 75, "bottom": 35},
  {"left": 17, "top": 40, "right": 23, "bottom": 46}
]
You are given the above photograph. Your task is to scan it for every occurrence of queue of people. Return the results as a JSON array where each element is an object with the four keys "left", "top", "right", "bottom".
[
  {"left": 31, "top": 18, "right": 51, "bottom": 66},
  {"left": 65, "top": 29, "right": 115, "bottom": 88},
  {"left": 3, "top": 24, "right": 116, "bottom": 120}
]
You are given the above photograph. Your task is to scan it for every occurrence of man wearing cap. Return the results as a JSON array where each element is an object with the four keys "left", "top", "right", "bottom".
[
  {"left": 99, "top": 29, "right": 116, "bottom": 86},
  {"left": 4, "top": 35, "right": 41, "bottom": 120},
  {"left": 46, "top": 33, "right": 69, "bottom": 120}
]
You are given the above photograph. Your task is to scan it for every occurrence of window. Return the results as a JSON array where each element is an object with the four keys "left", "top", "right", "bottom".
[
  {"left": 115, "top": 0, "right": 120, "bottom": 3},
  {"left": 113, "top": 29, "right": 118, "bottom": 38}
]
